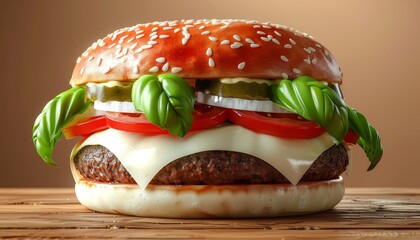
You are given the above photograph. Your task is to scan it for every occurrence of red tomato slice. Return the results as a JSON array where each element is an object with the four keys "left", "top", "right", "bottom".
[
  {"left": 63, "top": 104, "right": 228, "bottom": 138},
  {"left": 228, "top": 110, "right": 325, "bottom": 139},
  {"left": 107, "top": 104, "right": 228, "bottom": 133},
  {"left": 344, "top": 131, "right": 359, "bottom": 145},
  {"left": 62, "top": 116, "right": 108, "bottom": 139}
]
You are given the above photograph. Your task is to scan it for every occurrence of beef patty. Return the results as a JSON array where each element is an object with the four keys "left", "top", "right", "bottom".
[{"left": 73, "top": 144, "right": 348, "bottom": 185}]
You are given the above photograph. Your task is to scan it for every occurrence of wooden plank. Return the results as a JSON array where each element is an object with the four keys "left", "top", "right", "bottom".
[
  {"left": 0, "top": 188, "right": 419, "bottom": 239},
  {"left": 0, "top": 229, "right": 419, "bottom": 239}
]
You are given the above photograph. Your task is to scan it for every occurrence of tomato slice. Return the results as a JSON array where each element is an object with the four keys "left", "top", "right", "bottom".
[
  {"left": 63, "top": 104, "right": 228, "bottom": 138},
  {"left": 190, "top": 104, "right": 228, "bottom": 131},
  {"left": 107, "top": 104, "right": 228, "bottom": 134},
  {"left": 228, "top": 110, "right": 325, "bottom": 139},
  {"left": 62, "top": 116, "right": 108, "bottom": 139},
  {"left": 344, "top": 131, "right": 359, "bottom": 145}
]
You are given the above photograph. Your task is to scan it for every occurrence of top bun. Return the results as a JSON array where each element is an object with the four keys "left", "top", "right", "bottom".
[{"left": 70, "top": 19, "right": 342, "bottom": 86}]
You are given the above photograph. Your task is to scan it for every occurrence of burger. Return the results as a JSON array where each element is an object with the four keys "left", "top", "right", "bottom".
[{"left": 32, "top": 19, "right": 382, "bottom": 218}]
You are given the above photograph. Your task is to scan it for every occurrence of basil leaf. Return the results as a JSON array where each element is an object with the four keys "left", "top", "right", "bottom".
[
  {"left": 32, "top": 87, "right": 90, "bottom": 166},
  {"left": 131, "top": 74, "right": 195, "bottom": 137},
  {"left": 347, "top": 107, "right": 383, "bottom": 170},
  {"left": 269, "top": 76, "right": 348, "bottom": 142}
]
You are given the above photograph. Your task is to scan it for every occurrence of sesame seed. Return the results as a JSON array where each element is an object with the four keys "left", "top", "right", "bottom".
[
  {"left": 293, "top": 68, "right": 301, "bottom": 74},
  {"left": 149, "top": 66, "right": 159, "bottom": 73},
  {"left": 130, "top": 42, "right": 138, "bottom": 50},
  {"left": 230, "top": 42, "right": 243, "bottom": 49},
  {"left": 209, "top": 36, "right": 218, "bottom": 42},
  {"left": 127, "top": 37, "right": 134, "bottom": 43},
  {"left": 304, "top": 48, "right": 311, "bottom": 54},
  {"left": 201, "top": 30, "right": 210, "bottom": 35},
  {"left": 116, "top": 53, "right": 124, "bottom": 58},
  {"left": 253, "top": 25, "right": 261, "bottom": 28},
  {"left": 142, "top": 44, "right": 153, "bottom": 49},
  {"left": 133, "top": 66, "right": 139, "bottom": 74},
  {"left": 163, "top": 26, "right": 173, "bottom": 30},
  {"left": 159, "top": 35, "right": 169, "bottom": 38},
  {"left": 274, "top": 31, "right": 282, "bottom": 37},
  {"left": 315, "top": 43, "right": 322, "bottom": 48},
  {"left": 122, "top": 48, "right": 128, "bottom": 55},
  {"left": 238, "top": 62, "right": 246, "bottom": 70},
  {"left": 174, "top": 28, "right": 181, "bottom": 33},
  {"left": 261, "top": 37, "right": 270, "bottom": 42},
  {"left": 150, "top": 35, "right": 158, "bottom": 40},
  {"left": 220, "top": 25, "right": 229, "bottom": 29},
  {"left": 80, "top": 66, "right": 85, "bottom": 75},
  {"left": 136, "top": 34, "right": 145, "bottom": 39},
  {"left": 284, "top": 44, "right": 292, "bottom": 49},
  {"left": 233, "top": 34, "right": 241, "bottom": 41},
  {"left": 245, "top": 38, "right": 254, "bottom": 44},
  {"left": 115, "top": 48, "right": 122, "bottom": 55},
  {"left": 151, "top": 27, "right": 158, "bottom": 32},
  {"left": 119, "top": 35, "right": 128, "bottom": 43},
  {"left": 308, "top": 47, "right": 316, "bottom": 52},
  {"left": 103, "top": 66, "right": 111, "bottom": 74},
  {"left": 97, "top": 57, "right": 102, "bottom": 66},
  {"left": 281, "top": 73, "right": 288, "bottom": 79},
  {"left": 116, "top": 44, "right": 122, "bottom": 49},
  {"left": 262, "top": 25, "right": 272, "bottom": 29},
  {"left": 162, "top": 62, "right": 169, "bottom": 72},
  {"left": 156, "top": 57, "right": 166, "bottom": 63},
  {"left": 280, "top": 55, "right": 289, "bottom": 62},
  {"left": 219, "top": 40, "right": 229, "bottom": 45},
  {"left": 250, "top": 43, "right": 260, "bottom": 48},
  {"left": 199, "top": 26, "right": 205, "bottom": 30},
  {"left": 289, "top": 38, "right": 296, "bottom": 45},
  {"left": 171, "top": 67, "right": 182, "bottom": 73},
  {"left": 148, "top": 40, "right": 157, "bottom": 45},
  {"left": 108, "top": 43, "right": 116, "bottom": 49},
  {"left": 272, "top": 38, "right": 280, "bottom": 45},
  {"left": 324, "top": 49, "right": 329, "bottom": 56},
  {"left": 76, "top": 57, "right": 81, "bottom": 63},
  {"left": 208, "top": 58, "right": 215, "bottom": 67},
  {"left": 134, "top": 48, "right": 142, "bottom": 53},
  {"left": 304, "top": 58, "right": 311, "bottom": 64},
  {"left": 257, "top": 31, "right": 266, "bottom": 35},
  {"left": 206, "top": 48, "right": 212, "bottom": 56},
  {"left": 311, "top": 58, "right": 318, "bottom": 64},
  {"left": 182, "top": 38, "right": 188, "bottom": 45}
]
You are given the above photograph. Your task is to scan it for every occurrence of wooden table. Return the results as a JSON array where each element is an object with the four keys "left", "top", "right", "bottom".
[{"left": 0, "top": 188, "right": 419, "bottom": 239}]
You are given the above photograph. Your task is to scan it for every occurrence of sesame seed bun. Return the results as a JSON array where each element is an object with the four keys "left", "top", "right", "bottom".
[{"left": 70, "top": 19, "right": 342, "bottom": 86}]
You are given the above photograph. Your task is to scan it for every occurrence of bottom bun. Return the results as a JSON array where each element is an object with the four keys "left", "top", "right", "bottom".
[{"left": 72, "top": 159, "right": 344, "bottom": 218}]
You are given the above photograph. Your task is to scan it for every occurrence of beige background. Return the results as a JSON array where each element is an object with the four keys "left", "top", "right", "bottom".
[{"left": 1, "top": 0, "right": 419, "bottom": 187}]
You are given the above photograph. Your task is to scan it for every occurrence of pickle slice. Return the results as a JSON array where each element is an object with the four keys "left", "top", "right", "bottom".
[
  {"left": 195, "top": 79, "right": 272, "bottom": 100},
  {"left": 86, "top": 82, "right": 133, "bottom": 102}
]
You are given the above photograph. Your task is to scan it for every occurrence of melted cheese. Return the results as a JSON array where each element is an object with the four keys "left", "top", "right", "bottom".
[{"left": 72, "top": 125, "right": 335, "bottom": 189}]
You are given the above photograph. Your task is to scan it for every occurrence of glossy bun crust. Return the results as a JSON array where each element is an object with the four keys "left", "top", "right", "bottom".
[{"left": 70, "top": 19, "right": 342, "bottom": 86}]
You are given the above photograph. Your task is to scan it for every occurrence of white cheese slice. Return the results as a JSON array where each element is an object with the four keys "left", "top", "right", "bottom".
[{"left": 72, "top": 125, "right": 335, "bottom": 189}]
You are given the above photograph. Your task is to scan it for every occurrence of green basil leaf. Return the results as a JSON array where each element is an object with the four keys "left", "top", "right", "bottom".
[
  {"left": 32, "top": 87, "right": 90, "bottom": 166},
  {"left": 347, "top": 107, "right": 383, "bottom": 170},
  {"left": 131, "top": 74, "right": 195, "bottom": 137},
  {"left": 269, "top": 76, "right": 348, "bottom": 142}
]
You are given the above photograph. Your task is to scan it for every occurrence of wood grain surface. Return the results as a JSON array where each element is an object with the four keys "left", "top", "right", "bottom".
[{"left": 0, "top": 188, "right": 419, "bottom": 239}]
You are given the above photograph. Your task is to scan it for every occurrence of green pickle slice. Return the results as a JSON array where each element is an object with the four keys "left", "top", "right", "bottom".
[
  {"left": 195, "top": 79, "right": 272, "bottom": 100},
  {"left": 86, "top": 82, "right": 133, "bottom": 102}
]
